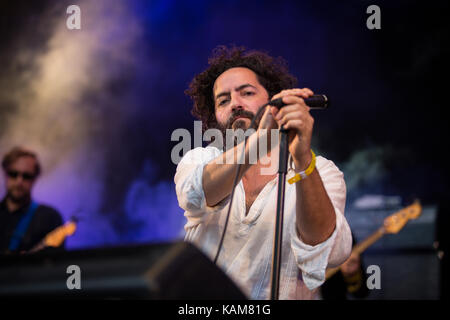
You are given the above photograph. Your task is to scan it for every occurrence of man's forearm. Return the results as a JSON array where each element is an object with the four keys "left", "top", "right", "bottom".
[
  {"left": 203, "top": 129, "right": 271, "bottom": 206},
  {"left": 295, "top": 168, "right": 336, "bottom": 246}
]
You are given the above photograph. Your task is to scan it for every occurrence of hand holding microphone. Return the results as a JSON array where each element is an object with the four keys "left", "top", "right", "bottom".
[
  {"left": 269, "top": 94, "right": 329, "bottom": 109},
  {"left": 264, "top": 88, "right": 325, "bottom": 169}
]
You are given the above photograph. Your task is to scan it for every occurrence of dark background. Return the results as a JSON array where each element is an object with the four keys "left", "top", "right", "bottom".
[{"left": 0, "top": 0, "right": 448, "bottom": 298}]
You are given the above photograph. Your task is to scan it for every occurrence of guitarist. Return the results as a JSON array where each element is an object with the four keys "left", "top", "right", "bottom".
[{"left": 0, "top": 147, "right": 64, "bottom": 254}]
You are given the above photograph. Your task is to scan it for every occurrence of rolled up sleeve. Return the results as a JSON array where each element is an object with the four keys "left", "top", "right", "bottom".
[
  {"left": 174, "top": 146, "right": 227, "bottom": 229},
  {"left": 290, "top": 157, "right": 352, "bottom": 290}
]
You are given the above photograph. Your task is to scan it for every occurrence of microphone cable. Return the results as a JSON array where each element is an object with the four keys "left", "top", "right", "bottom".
[{"left": 213, "top": 101, "right": 273, "bottom": 264}]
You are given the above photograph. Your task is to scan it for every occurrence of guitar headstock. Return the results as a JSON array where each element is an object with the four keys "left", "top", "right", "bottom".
[
  {"left": 383, "top": 200, "right": 422, "bottom": 234},
  {"left": 43, "top": 220, "right": 77, "bottom": 247}
]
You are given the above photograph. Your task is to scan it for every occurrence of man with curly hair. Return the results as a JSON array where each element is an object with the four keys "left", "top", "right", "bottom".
[{"left": 175, "top": 46, "right": 352, "bottom": 299}]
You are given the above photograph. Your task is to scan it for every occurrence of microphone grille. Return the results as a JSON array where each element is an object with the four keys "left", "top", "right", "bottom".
[{"left": 306, "top": 95, "right": 329, "bottom": 109}]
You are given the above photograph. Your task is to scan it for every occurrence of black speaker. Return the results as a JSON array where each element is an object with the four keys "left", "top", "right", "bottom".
[{"left": 0, "top": 241, "right": 247, "bottom": 299}]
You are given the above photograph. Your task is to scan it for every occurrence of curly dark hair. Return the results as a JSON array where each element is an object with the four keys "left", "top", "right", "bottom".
[{"left": 185, "top": 45, "right": 298, "bottom": 133}]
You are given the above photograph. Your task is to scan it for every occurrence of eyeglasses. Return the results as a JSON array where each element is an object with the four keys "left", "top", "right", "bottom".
[{"left": 6, "top": 170, "right": 35, "bottom": 181}]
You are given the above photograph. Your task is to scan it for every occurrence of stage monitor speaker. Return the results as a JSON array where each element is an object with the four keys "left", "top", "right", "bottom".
[{"left": 0, "top": 241, "right": 247, "bottom": 299}]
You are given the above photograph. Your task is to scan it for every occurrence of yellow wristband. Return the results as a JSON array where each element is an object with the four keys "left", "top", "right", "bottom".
[{"left": 288, "top": 150, "right": 316, "bottom": 184}]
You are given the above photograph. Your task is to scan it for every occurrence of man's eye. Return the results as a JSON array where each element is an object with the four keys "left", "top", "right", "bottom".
[
  {"left": 218, "top": 99, "right": 229, "bottom": 106},
  {"left": 244, "top": 91, "right": 255, "bottom": 96}
]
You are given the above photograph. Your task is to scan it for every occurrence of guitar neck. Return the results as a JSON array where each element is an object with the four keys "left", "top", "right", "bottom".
[
  {"left": 28, "top": 241, "right": 47, "bottom": 253},
  {"left": 26, "top": 221, "right": 76, "bottom": 254},
  {"left": 325, "top": 227, "right": 385, "bottom": 280},
  {"left": 324, "top": 201, "right": 422, "bottom": 282},
  {"left": 352, "top": 227, "right": 385, "bottom": 255}
]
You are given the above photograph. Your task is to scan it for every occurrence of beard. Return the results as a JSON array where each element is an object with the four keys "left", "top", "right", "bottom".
[
  {"left": 7, "top": 186, "right": 31, "bottom": 204},
  {"left": 217, "top": 109, "right": 261, "bottom": 135},
  {"left": 215, "top": 108, "right": 263, "bottom": 150}
]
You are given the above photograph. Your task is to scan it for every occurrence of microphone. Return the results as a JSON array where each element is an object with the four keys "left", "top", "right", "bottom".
[{"left": 269, "top": 94, "right": 329, "bottom": 109}]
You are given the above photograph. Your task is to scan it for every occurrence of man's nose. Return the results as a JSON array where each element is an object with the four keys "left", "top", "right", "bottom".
[
  {"left": 230, "top": 94, "right": 244, "bottom": 112},
  {"left": 231, "top": 104, "right": 243, "bottom": 113},
  {"left": 14, "top": 176, "right": 24, "bottom": 184}
]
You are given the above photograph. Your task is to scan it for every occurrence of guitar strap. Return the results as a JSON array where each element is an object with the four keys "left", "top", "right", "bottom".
[{"left": 8, "top": 201, "right": 39, "bottom": 252}]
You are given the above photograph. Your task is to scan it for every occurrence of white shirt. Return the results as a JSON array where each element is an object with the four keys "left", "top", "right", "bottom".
[{"left": 174, "top": 146, "right": 352, "bottom": 300}]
